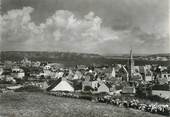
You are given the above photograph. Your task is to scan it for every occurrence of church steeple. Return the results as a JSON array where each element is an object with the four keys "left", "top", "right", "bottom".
[
  {"left": 128, "top": 48, "right": 134, "bottom": 82},
  {"left": 130, "top": 49, "right": 133, "bottom": 61}
]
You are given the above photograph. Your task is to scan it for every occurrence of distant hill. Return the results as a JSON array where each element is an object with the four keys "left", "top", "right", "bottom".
[
  {"left": 104, "top": 53, "right": 170, "bottom": 58},
  {"left": 0, "top": 51, "right": 104, "bottom": 66},
  {"left": 0, "top": 51, "right": 102, "bottom": 60},
  {"left": 146, "top": 53, "right": 170, "bottom": 57},
  {"left": 104, "top": 53, "right": 170, "bottom": 61},
  {"left": 0, "top": 51, "right": 169, "bottom": 66}
]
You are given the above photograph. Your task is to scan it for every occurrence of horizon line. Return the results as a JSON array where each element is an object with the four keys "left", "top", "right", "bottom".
[{"left": 0, "top": 50, "right": 169, "bottom": 56}]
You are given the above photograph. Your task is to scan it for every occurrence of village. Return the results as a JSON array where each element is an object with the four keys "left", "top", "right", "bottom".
[{"left": 0, "top": 50, "right": 169, "bottom": 116}]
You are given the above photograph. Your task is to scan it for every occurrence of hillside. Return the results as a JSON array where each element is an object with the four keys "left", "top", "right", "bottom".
[
  {"left": 147, "top": 53, "right": 170, "bottom": 57},
  {"left": 0, "top": 51, "right": 169, "bottom": 66},
  {"left": 0, "top": 92, "right": 165, "bottom": 117}
]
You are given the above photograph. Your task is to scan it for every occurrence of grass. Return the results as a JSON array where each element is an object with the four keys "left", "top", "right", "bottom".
[
  {"left": 152, "top": 90, "right": 170, "bottom": 99},
  {"left": 0, "top": 92, "right": 167, "bottom": 117}
]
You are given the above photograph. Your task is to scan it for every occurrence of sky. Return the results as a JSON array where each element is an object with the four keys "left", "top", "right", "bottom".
[{"left": 1, "top": 0, "right": 170, "bottom": 55}]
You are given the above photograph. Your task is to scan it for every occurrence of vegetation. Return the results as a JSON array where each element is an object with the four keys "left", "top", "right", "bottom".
[
  {"left": 152, "top": 84, "right": 170, "bottom": 91},
  {"left": 15, "top": 86, "right": 43, "bottom": 92},
  {"left": 0, "top": 92, "right": 166, "bottom": 117}
]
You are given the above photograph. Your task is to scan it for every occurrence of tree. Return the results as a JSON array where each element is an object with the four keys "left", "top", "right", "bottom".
[{"left": 84, "top": 86, "right": 94, "bottom": 92}]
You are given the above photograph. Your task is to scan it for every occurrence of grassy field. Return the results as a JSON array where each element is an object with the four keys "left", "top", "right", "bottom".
[
  {"left": 0, "top": 92, "right": 167, "bottom": 117},
  {"left": 152, "top": 90, "right": 170, "bottom": 99}
]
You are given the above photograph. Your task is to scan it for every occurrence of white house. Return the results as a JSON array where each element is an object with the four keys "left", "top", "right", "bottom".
[
  {"left": 161, "top": 72, "right": 170, "bottom": 82},
  {"left": 47, "top": 78, "right": 74, "bottom": 92},
  {"left": 97, "top": 83, "right": 110, "bottom": 93},
  {"left": 44, "top": 65, "right": 51, "bottom": 70},
  {"left": 55, "top": 72, "right": 64, "bottom": 78},
  {"left": 44, "top": 63, "right": 64, "bottom": 71},
  {"left": 73, "top": 71, "right": 82, "bottom": 80},
  {"left": 11, "top": 68, "right": 25, "bottom": 79}
]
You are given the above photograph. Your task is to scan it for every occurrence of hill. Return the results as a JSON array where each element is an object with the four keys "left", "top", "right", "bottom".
[
  {"left": 0, "top": 92, "right": 165, "bottom": 117},
  {"left": 146, "top": 53, "right": 170, "bottom": 58},
  {"left": 0, "top": 51, "right": 169, "bottom": 66}
]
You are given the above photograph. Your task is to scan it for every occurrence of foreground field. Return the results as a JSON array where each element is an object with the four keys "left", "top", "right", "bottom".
[{"left": 0, "top": 92, "right": 166, "bottom": 117}]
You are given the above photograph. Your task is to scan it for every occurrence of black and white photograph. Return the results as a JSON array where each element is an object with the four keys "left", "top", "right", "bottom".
[{"left": 0, "top": 0, "right": 170, "bottom": 117}]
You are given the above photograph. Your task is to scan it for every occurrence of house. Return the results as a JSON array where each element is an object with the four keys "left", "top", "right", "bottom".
[
  {"left": 117, "top": 65, "right": 129, "bottom": 81},
  {"left": 45, "top": 63, "right": 64, "bottom": 71},
  {"left": 11, "top": 67, "right": 25, "bottom": 79},
  {"left": 42, "top": 69, "right": 63, "bottom": 79},
  {"left": 158, "top": 77, "right": 168, "bottom": 85},
  {"left": 73, "top": 70, "right": 82, "bottom": 80},
  {"left": 82, "top": 80, "right": 98, "bottom": 91},
  {"left": 21, "top": 57, "right": 32, "bottom": 67},
  {"left": 161, "top": 70, "right": 170, "bottom": 82},
  {"left": 84, "top": 72, "right": 95, "bottom": 81},
  {"left": 47, "top": 78, "right": 74, "bottom": 92},
  {"left": 4, "top": 61, "right": 14, "bottom": 68},
  {"left": 145, "top": 70, "right": 153, "bottom": 82},
  {"left": 131, "top": 72, "right": 143, "bottom": 82},
  {"left": 67, "top": 69, "right": 74, "bottom": 79},
  {"left": 97, "top": 83, "right": 110, "bottom": 93},
  {"left": 55, "top": 71, "right": 64, "bottom": 78},
  {"left": 114, "top": 64, "right": 122, "bottom": 72},
  {"left": 44, "top": 65, "right": 51, "bottom": 70},
  {"left": 76, "top": 65, "right": 88, "bottom": 70},
  {"left": 3, "top": 75, "right": 16, "bottom": 83},
  {"left": 137, "top": 66, "right": 153, "bottom": 82},
  {"left": 42, "top": 70, "right": 51, "bottom": 77},
  {"left": 35, "top": 81, "right": 49, "bottom": 90},
  {"left": 122, "top": 86, "right": 136, "bottom": 96},
  {"left": 109, "top": 84, "right": 116, "bottom": 92},
  {"left": 32, "top": 61, "right": 41, "bottom": 67},
  {"left": 72, "top": 79, "right": 82, "bottom": 90},
  {"left": 0, "top": 67, "right": 3, "bottom": 75}
]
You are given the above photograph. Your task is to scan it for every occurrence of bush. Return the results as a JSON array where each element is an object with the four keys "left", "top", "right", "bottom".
[
  {"left": 84, "top": 86, "right": 94, "bottom": 92},
  {"left": 152, "top": 84, "right": 169, "bottom": 90},
  {"left": 146, "top": 95, "right": 169, "bottom": 103},
  {"left": 79, "top": 95, "right": 92, "bottom": 100},
  {"left": 15, "top": 85, "right": 43, "bottom": 92}
]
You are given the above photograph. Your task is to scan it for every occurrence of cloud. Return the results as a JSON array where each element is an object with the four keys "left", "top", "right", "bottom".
[
  {"left": 2, "top": 7, "right": 36, "bottom": 42},
  {"left": 1, "top": 7, "right": 118, "bottom": 53},
  {"left": 1, "top": 6, "right": 169, "bottom": 54}
]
